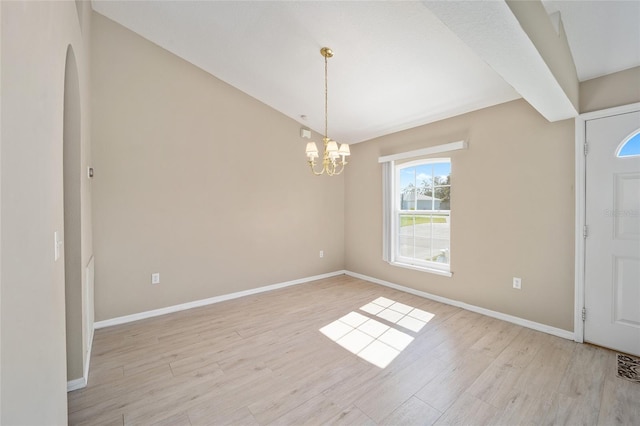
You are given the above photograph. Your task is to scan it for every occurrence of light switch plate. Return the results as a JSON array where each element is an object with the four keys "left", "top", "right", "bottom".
[{"left": 54, "top": 231, "right": 62, "bottom": 261}]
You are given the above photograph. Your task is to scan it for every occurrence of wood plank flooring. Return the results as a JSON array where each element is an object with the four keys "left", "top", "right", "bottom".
[{"left": 68, "top": 275, "right": 640, "bottom": 425}]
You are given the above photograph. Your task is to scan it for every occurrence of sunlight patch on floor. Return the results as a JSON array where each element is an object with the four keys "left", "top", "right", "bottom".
[
  {"left": 319, "top": 298, "right": 435, "bottom": 368},
  {"left": 361, "top": 297, "right": 434, "bottom": 332}
]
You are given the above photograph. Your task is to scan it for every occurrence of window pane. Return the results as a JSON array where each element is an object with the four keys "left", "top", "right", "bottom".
[
  {"left": 398, "top": 213, "right": 450, "bottom": 265},
  {"left": 399, "top": 168, "right": 416, "bottom": 209},
  {"left": 399, "top": 162, "right": 450, "bottom": 211},
  {"left": 398, "top": 214, "right": 415, "bottom": 258},
  {"left": 415, "top": 164, "right": 434, "bottom": 207},
  {"left": 433, "top": 163, "right": 451, "bottom": 211},
  {"left": 618, "top": 132, "right": 640, "bottom": 158},
  {"left": 431, "top": 213, "right": 450, "bottom": 264}
]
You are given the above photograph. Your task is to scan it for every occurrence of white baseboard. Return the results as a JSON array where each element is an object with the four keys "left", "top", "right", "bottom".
[
  {"left": 91, "top": 268, "right": 571, "bottom": 355},
  {"left": 78, "top": 268, "right": 573, "bottom": 393},
  {"left": 94, "top": 270, "right": 347, "bottom": 329},
  {"left": 84, "top": 326, "right": 94, "bottom": 381},
  {"left": 345, "top": 270, "right": 574, "bottom": 341},
  {"left": 67, "top": 322, "right": 95, "bottom": 392},
  {"left": 67, "top": 377, "right": 86, "bottom": 392}
]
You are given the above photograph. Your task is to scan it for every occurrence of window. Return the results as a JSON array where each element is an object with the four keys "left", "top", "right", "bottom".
[
  {"left": 617, "top": 130, "right": 640, "bottom": 158},
  {"left": 380, "top": 141, "right": 464, "bottom": 277},
  {"left": 393, "top": 158, "right": 451, "bottom": 274}
]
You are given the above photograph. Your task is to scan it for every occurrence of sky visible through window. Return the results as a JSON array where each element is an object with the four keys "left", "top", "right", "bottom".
[
  {"left": 618, "top": 132, "right": 640, "bottom": 158},
  {"left": 400, "top": 162, "right": 451, "bottom": 195}
]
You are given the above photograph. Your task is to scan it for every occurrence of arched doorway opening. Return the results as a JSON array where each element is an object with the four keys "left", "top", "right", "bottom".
[{"left": 63, "top": 44, "right": 84, "bottom": 383}]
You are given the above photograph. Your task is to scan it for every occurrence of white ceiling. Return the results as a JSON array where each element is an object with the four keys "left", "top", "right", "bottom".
[
  {"left": 542, "top": 0, "right": 640, "bottom": 81},
  {"left": 91, "top": 1, "right": 639, "bottom": 144}
]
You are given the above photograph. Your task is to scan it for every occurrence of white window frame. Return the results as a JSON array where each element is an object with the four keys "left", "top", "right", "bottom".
[
  {"left": 394, "top": 158, "right": 451, "bottom": 274},
  {"left": 380, "top": 141, "right": 466, "bottom": 278}
]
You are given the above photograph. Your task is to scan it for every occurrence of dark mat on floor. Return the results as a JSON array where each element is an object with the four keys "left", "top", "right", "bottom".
[{"left": 617, "top": 353, "right": 640, "bottom": 383}]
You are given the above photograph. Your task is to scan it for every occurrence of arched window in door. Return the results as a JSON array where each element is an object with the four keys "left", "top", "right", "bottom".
[{"left": 616, "top": 130, "right": 640, "bottom": 158}]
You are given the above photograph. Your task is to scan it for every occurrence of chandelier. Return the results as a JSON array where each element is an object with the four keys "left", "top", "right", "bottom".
[{"left": 305, "top": 47, "right": 350, "bottom": 176}]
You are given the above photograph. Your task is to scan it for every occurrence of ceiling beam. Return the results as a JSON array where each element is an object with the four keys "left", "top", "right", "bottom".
[{"left": 423, "top": 0, "right": 578, "bottom": 122}]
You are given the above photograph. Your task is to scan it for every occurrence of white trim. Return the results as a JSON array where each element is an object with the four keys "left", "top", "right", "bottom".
[
  {"left": 84, "top": 326, "right": 94, "bottom": 381},
  {"left": 67, "top": 279, "right": 96, "bottom": 393},
  {"left": 67, "top": 377, "right": 86, "bottom": 392},
  {"left": 387, "top": 157, "right": 452, "bottom": 275},
  {"left": 345, "top": 270, "right": 574, "bottom": 340},
  {"left": 382, "top": 161, "right": 393, "bottom": 262},
  {"left": 378, "top": 140, "right": 466, "bottom": 163},
  {"left": 398, "top": 157, "right": 452, "bottom": 170},
  {"left": 574, "top": 117, "right": 586, "bottom": 343},
  {"left": 574, "top": 102, "right": 640, "bottom": 344},
  {"left": 94, "top": 270, "right": 346, "bottom": 329},
  {"left": 67, "top": 321, "right": 94, "bottom": 392},
  {"left": 387, "top": 261, "right": 452, "bottom": 277},
  {"left": 579, "top": 102, "right": 640, "bottom": 121}
]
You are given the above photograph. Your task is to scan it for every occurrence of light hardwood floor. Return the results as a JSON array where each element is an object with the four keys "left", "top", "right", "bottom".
[{"left": 68, "top": 275, "right": 639, "bottom": 425}]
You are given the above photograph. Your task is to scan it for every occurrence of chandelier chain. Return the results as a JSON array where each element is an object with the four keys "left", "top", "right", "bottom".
[{"left": 324, "top": 53, "right": 328, "bottom": 139}]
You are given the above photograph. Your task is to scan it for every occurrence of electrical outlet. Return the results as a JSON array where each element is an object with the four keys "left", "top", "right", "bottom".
[
  {"left": 513, "top": 277, "right": 522, "bottom": 290},
  {"left": 152, "top": 273, "right": 160, "bottom": 284},
  {"left": 319, "top": 250, "right": 324, "bottom": 258}
]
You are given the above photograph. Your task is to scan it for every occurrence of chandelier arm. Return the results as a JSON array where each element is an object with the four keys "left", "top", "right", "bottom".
[
  {"left": 331, "top": 161, "right": 346, "bottom": 176},
  {"left": 308, "top": 161, "right": 326, "bottom": 175},
  {"left": 326, "top": 160, "right": 335, "bottom": 177},
  {"left": 325, "top": 158, "right": 340, "bottom": 176}
]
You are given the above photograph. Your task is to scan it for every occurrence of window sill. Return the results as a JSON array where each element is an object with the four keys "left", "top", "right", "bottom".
[{"left": 388, "top": 261, "right": 453, "bottom": 277}]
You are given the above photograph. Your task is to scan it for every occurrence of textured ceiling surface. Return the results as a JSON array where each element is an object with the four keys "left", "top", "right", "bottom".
[
  {"left": 542, "top": 0, "right": 640, "bottom": 81},
  {"left": 92, "top": 0, "right": 638, "bottom": 144}
]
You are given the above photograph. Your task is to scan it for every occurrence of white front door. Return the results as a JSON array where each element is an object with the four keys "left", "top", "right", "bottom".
[{"left": 584, "top": 110, "right": 640, "bottom": 356}]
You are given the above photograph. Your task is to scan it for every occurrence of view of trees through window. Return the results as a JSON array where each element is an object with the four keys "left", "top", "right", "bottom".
[{"left": 397, "top": 160, "right": 451, "bottom": 268}]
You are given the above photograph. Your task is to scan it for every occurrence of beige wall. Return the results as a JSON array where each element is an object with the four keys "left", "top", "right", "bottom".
[
  {"left": 1, "top": 0, "right": 93, "bottom": 423},
  {"left": 345, "top": 99, "right": 575, "bottom": 332},
  {"left": 91, "top": 13, "right": 344, "bottom": 321},
  {"left": 580, "top": 66, "right": 640, "bottom": 113}
]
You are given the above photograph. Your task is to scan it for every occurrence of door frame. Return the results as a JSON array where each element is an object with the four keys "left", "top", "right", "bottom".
[{"left": 574, "top": 101, "right": 640, "bottom": 343}]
